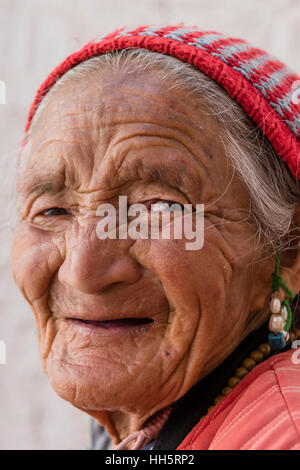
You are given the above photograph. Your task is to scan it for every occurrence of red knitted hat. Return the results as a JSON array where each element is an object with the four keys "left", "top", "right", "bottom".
[{"left": 25, "top": 24, "right": 300, "bottom": 180}]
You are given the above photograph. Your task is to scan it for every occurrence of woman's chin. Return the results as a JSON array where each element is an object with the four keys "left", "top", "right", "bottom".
[{"left": 43, "top": 354, "right": 155, "bottom": 412}]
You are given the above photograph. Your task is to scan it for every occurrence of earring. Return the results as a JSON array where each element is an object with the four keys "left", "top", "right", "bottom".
[{"left": 268, "top": 242, "right": 295, "bottom": 351}]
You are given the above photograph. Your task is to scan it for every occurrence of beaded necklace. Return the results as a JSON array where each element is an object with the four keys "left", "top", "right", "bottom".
[{"left": 206, "top": 341, "right": 271, "bottom": 413}]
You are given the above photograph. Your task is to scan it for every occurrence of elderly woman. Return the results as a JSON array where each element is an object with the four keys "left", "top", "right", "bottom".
[{"left": 11, "top": 25, "right": 300, "bottom": 450}]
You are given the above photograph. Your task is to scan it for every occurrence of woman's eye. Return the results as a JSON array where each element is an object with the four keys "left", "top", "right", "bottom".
[
  {"left": 150, "top": 200, "right": 185, "bottom": 212},
  {"left": 40, "top": 207, "right": 68, "bottom": 217}
]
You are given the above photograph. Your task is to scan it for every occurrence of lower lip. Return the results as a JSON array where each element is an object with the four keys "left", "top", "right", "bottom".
[{"left": 66, "top": 318, "right": 154, "bottom": 335}]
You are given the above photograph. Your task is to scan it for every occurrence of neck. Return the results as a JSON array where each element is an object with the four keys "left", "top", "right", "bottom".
[
  {"left": 79, "top": 407, "right": 153, "bottom": 449},
  {"left": 110, "top": 410, "right": 147, "bottom": 448},
  {"left": 81, "top": 405, "right": 172, "bottom": 449}
]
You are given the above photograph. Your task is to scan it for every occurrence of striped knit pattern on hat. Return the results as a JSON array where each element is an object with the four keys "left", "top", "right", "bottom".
[{"left": 25, "top": 24, "right": 300, "bottom": 180}]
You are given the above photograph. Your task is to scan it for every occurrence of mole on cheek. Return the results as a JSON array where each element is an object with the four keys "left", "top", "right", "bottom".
[{"left": 216, "top": 208, "right": 224, "bottom": 218}]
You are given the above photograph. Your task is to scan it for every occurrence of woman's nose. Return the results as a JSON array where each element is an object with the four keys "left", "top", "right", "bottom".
[{"left": 58, "top": 222, "right": 141, "bottom": 294}]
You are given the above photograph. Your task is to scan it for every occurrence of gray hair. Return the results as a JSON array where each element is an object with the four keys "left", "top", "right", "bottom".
[{"left": 25, "top": 49, "right": 300, "bottom": 255}]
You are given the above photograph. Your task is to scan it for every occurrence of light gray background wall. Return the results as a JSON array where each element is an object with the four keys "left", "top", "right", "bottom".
[{"left": 0, "top": 0, "right": 299, "bottom": 450}]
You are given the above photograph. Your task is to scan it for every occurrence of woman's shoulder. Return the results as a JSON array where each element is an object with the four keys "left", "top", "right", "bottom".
[{"left": 178, "top": 347, "right": 300, "bottom": 450}]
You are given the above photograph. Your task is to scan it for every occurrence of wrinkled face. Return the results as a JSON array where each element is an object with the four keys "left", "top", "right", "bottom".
[{"left": 11, "top": 67, "right": 272, "bottom": 419}]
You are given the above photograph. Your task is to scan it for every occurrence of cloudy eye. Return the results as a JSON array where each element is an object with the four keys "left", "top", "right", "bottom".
[
  {"left": 150, "top": 200, "right": 184, "bottom": 212},
  {"left": 41, "top": 207, "right": 68, "bottom": 217}
]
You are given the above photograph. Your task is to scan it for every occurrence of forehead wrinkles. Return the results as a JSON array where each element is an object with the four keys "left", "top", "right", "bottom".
[
  {"left": 35, "top": 90, "right": 205, "bottom": 145},
  {"left": 30, "top": 66, "right": 211, "bottom": 144},
  {"left": 25, "top": 71, "right": 222, "bottom": 193}
]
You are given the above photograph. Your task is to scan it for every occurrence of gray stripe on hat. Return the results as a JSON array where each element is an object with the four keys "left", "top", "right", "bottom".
[
  {"left": 186, "top": 33, "right": 226, "bottom": 48},
  {"left": 137, "top": 26, "right": 160, "bottom": 37},
  {"left": 259, "top": 67, "right": 291, "bottom": 94},
  {"left": 215, "top": 42, "right": 249, "bottom": 59}
]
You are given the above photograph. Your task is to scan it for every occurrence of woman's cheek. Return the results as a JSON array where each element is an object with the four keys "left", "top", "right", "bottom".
[{"left": 11, "top": 222, "right": 65, "bottom": 305}]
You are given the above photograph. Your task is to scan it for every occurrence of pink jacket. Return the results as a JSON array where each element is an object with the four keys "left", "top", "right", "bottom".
[{"left": 178, "top": 347, "right": 300, "bottom": 450}]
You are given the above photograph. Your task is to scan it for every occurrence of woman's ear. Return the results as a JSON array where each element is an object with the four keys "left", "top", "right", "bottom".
[{"left": 280, "top": 206, "right": 300, "bottom": 297}]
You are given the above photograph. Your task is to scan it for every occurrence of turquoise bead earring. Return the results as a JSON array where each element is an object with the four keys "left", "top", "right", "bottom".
[{"left": 268, "top": 241, "right": 295, "bottom": 351}]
